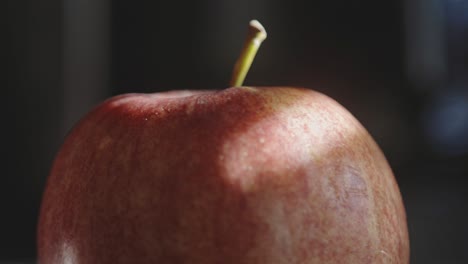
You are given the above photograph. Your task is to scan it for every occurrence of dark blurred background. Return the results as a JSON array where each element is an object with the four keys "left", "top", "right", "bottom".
[{"left": 4, "top": 0, "right": 468, "bottom": 263}]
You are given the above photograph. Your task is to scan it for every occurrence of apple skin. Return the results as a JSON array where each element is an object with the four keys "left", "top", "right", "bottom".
[{"left": 38, "top": 86, "right": 409, "bottom": 263}]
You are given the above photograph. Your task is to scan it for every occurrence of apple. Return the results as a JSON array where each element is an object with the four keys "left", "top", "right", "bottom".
[{"left": 38, "top": 20, "right": 409, "bottom": 263}]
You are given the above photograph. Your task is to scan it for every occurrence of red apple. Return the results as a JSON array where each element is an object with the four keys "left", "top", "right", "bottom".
[{"left": 38, "top": 21, "right": 409, "bottom": 263}]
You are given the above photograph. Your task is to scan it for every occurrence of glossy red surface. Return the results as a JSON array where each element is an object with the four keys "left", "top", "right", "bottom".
[{"left": 38, "top": 87, "right": 409, "bottom": 263}]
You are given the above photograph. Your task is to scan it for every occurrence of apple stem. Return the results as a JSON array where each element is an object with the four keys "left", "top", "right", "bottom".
[{"left": 230, "top": 20, "right": 267, "bottom": 87}]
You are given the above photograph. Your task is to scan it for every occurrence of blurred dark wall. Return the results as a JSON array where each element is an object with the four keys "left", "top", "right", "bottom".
[
  {"left": 5, "top": 0, "right": 63, "bottom": 260},
  {"left": 4, "top": 0, "right": 468, "bottom": 263}
]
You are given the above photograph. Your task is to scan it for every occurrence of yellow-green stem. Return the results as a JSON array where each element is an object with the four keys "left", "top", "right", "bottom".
[{"left": 230, "top": 20, "right": 267, "bottom": 87}]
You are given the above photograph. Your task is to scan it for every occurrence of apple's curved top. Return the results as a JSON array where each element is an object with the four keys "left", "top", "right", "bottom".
[{"left": 39, "top": 86, "right": 409, "bottom": 263}]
